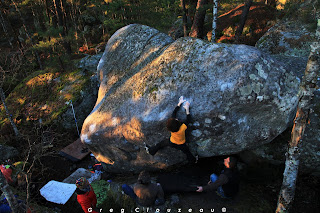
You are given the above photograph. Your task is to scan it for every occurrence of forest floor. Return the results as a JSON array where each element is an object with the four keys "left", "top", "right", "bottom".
[{"left": 29, "top": 151, "right": 319, "bottom": 213}]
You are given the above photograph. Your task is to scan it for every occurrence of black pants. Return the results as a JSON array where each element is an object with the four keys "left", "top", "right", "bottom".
[{"left": 148, "top": 139, "right": 195, "bottom": 162}]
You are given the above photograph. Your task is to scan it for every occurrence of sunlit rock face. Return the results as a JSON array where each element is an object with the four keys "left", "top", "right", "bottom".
[{"left": 81, "top": 24, "right": 300, "bottom": 173}]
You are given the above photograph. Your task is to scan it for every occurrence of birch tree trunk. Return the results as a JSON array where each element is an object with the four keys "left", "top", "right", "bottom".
[
  {"left": 0, "top": 171, "right": 23, "bottom": 213},
  {"left": 189, "top": 0, "right": 208, "bottom": 38},
  {"left": 211, "top": 0, "right": 218, "bottom": 42},
  {"left": 275, "top": 17, "right": 320, "bottom": 213},
  {"left": 0, "top": 87, "right": 20, "bottom": 137},
  {"left": 181, "top": 0, "right": 188, "bottom": 37}
]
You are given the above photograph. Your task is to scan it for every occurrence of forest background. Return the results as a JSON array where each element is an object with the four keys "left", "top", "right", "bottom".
[{"left": 0, "top": 0, "right": 319, "bottom": 212}]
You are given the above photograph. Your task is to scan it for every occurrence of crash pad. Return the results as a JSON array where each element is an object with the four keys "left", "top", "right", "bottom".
[
  {"left": 40, "top": 180, "right": 76, "bottom": 204},
  {"left": 59, "top": 138, "right": 90, "bottom": 162}
]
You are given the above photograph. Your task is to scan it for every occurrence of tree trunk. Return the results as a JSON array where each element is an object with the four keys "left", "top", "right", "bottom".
[
  {"left": 43, "top": 0, "right": 52, "bottom": 26},
  {"left": 235, "top": 0, "right": 253, "bottom": 42},
  {"left": 189, "top": 0, "right": 208, "bottom": 38},
  {"left": 11, "top": 0, "right": 43, "bottom": 69},
  {"left": 181, "top": 0, "right": 188, "bottom": 37},
  {"left": 0, "top": 3, "right": 24, "bottom": 52},
  {"left": 0, "top": 10, "right": 13, "bottom": 48},
  {"left": 211, "top": 0, "right": 218, "bottom": 42},
  {"left": 275, "top": 17, "right": 320, "bottom": 213},
  {"left": 0, "top": 87, "right": 20, "bottom": 137},
  {"left": 70, "top": 0, "right": 80, "bottom": 51},
  {"left": 0, "top": 169, "right": 23, "bottom": 213},
  {"left": 53, "top": 0, "right": 72, "bottom": 54}
]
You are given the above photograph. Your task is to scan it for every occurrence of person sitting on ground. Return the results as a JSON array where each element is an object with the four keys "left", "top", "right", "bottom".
[
  {"left": 75, "top": 177, "right": 98, "bottom": 213},
  {"left": 0, "top": 162, "right": 13, "bottom": 184},
  {"left": 122, "top": 171, "right": 165, "bottom": 207},
  {"left": 145, "top": 96, "right": 197, "bottom": 163},
  {"left": 196, "top": 156, "right": 240, "bottom": 198}
]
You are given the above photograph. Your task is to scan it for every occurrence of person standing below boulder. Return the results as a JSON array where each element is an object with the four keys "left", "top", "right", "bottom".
[
  {"left": 196, "top": 156, "right": 240, "bottom": 198},
  {"left": 145, "top": 96, "right": 197, "bottom": 163},
  {"left": 75, "top": 177, "right": 98, "bottom": 213},
  {"left": 122, "top": 171, "right": 165, "bottom": 207}
]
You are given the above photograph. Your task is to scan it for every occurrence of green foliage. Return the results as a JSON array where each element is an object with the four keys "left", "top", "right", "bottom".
[
  {"left": 91, "top": 180, "right": 136, "bottom": 211},
  {"left": 99, "top": 0, "right": 179, "bottom": 37},
  {"left": 39, "top": 26, "right": 64, "bottom": 39},
  {"left": 91, "top": 180, "right": 110, "bottom": 206},
  {"left": 0, "top": 64, "right": 90, "bottom": 130},
  {"left": 283, "top": 0, "right": 305, "bottom": 18}
]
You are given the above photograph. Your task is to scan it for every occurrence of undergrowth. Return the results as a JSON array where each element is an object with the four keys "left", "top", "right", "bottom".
[{"left": 91, "top": 180, "right": 136, "bottom": 212}]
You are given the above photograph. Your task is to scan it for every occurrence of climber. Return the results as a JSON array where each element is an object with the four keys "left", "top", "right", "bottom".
[
  {"left": 196, "top": 156, "right": 240, "bottom": 198},
  {"left": 122, "top": 170, "right": 165, "bottom": 207},
  {"left": 145, "top": 96, "right": 197, "bottom": 163},
  {"left": 75, "top": 177, "right": 98, "bottom": 213}
]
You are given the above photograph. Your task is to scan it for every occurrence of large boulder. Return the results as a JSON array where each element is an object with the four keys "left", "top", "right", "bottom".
[
  {"left": 255, "top": 19, "right": 315, "bottom": 58},
  {"left": 60, "top": 56, "right": 100, "bottom": 131},
  {"left": 81, "top": 24, "right": 300, "bottom": 173},
  {"left": 255, "top": 3, "right": 317, "bottom": 77}
]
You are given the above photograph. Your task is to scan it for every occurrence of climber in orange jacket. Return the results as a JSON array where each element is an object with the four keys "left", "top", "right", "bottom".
[
  {"left": 145, "top": 96, "right": 197, "bottom": 163},
  {"left": 75, "top": 177, "right": 98, "bottom": 213}
]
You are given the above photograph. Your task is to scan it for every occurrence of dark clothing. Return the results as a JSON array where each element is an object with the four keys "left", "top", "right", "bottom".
[
  {"left": 203, "top": 168, "right": 240, "bottom": 198},
  {"left": 221, "top": 168, "right": 240, "bottom": 197},
  {"left": 148, "top": 138, "right": 195, "bottom": 162},
  {"left": 122, "top": 182, "right": 164, "bottom": 207},
  {"left": 157, "top": 173, "right": 198, "bottom": 193},
  {"left": 171, "top": 106, "right": 191, "bottom": 125},
  {"left": 148, "top": 106, "right": 195, "bottom": 162}
]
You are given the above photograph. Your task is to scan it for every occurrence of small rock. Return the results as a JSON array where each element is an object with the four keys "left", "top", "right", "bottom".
[
  {"left": 205, "top": 118, "right": 212, "bottom": 124},
  {"left": 191, "top": 130, "right": 202, "bottom": 138},
  {"left": 170, "top": 194, "right": 180, "bottom": 205},
  {"left": 193, "top": 121, "right": 200, "bottom": 127}
]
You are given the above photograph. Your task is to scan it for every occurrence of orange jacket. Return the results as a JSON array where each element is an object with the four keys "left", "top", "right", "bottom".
[
  {"left": 77, "top": 186, "right": 98, "bottom": 213},
  {"left": 170, "top": 123, "right": 187, "bottom": 145}
]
